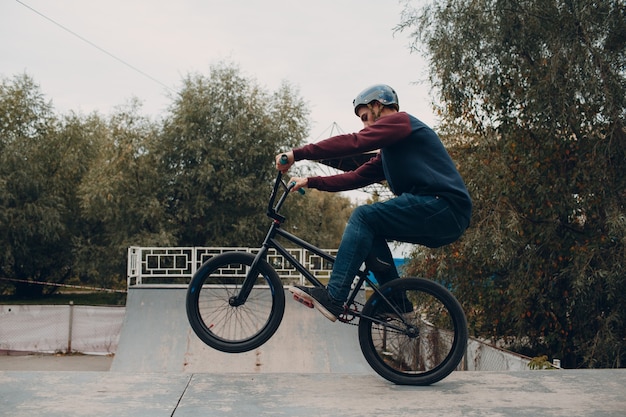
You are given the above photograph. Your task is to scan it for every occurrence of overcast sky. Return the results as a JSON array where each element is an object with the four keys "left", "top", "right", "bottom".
[{"left": 3, "top": 0, "right": 436, "bottom": 141}]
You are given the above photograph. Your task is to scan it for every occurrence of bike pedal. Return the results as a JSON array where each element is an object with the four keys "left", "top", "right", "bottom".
[{"left": 293, "top": 294, "right": 314, "bottom": 309}]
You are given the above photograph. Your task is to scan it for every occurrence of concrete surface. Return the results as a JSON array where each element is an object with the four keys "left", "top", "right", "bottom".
[
  {"left": 111, "top": 286, "right": 371, "bottom": 374},
  {"left": 0, "top": 369, "right": 624, "bottom": 416},
  {"left": 1, "top": 286, "right": 624, "bottom": 416},
  {"left": 0, "top": 353, "right": 113, "bottom": 372}
]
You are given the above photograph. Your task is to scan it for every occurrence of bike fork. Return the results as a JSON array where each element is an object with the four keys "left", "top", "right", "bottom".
[
  {"left": 229, "top": 246, "right": 270, "bottom": 307},
  {"left": 230, "top": 222, "right": 279, "bottom": 306}
]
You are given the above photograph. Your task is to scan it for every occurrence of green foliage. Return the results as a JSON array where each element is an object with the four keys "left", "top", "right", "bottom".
[
  {"left": 399, "top": 0, "right": 626, "bottom": 368},
  {"left": 157, "top": 63, "right": 310, "bottom": 246},
  {"left": 1, "top": 63, "right": 353, "bottom": 299},
  {"left": 0, "top": 75, "right": 77, "bottom": 296},
  {"left": 528, "top": 355, "right": 555, "bottom": 370},
  {"left": 281, "top": 189, "right": 354, "bottom": 249},
  {"left": 75, "top": 99, "right": 168, "bottom": 289}
]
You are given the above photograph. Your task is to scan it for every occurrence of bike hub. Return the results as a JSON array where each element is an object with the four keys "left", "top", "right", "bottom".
[{"left": 406, "top": 325, "right": 420, "bottom": 339}]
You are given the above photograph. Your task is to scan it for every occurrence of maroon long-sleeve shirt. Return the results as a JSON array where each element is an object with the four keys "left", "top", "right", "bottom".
[{"left": 292, "top": 112, "right": 472, "bottom": 223}]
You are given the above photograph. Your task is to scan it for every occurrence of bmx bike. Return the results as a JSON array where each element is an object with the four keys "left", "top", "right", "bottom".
[{"left": 186, "top": 169, "right": 468, "bottom": 385}]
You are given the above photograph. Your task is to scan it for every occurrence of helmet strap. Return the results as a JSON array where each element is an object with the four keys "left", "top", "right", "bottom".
[{"left": 367, "top": 103, "right": 383, "bottom": 121}]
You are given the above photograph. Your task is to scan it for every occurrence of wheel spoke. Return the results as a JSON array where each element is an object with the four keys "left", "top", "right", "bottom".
[
  {"left": 359, "top": 277, "right": 467, "bottom": 385},
  {"left": 186, "top": 253, "right": 285, "bottom": 353}
]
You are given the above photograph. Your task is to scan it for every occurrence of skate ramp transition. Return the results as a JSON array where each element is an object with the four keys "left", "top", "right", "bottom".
[{"left": 111, "top": 286, "right": 371, "bottom": 374}]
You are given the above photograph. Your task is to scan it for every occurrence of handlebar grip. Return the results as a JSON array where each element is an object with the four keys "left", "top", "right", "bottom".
[
  {"left": 280, "top": 154, "right": 305, "bottom": 194},
  {"left": 289, "top": 181, "right": 306, "bottom": 195}
]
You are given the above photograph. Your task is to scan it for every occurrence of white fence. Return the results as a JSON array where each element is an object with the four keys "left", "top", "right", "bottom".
[
  {"left": 0, "top": 304, "right": 124, "bottom": 355},
  {"left": 127, "top": 246, "right": 338, "bottom": 287}
]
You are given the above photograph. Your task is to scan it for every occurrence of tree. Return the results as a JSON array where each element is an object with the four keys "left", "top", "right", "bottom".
[
  {"left": 76, "top": 99, "right": 169, "bottom": 289},
  {"left": 0, "top": 67, "right": 350, "bottom": 296},
  {"left": 156, "top": 63, "right": 310, "bottom": 246},
  {"left": 281, "top": 188, "right": 354, "bottom": 249},
  {"left": 399, "top": 0, "right": 626, "bottom": 367},
  {"left": 0, "top": 75, "right": 93, "bottom": 296}
]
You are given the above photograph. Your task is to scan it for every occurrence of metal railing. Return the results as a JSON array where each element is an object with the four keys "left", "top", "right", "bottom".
[{"left": 127, "top": 246, "right": 338, "bottom": 287}]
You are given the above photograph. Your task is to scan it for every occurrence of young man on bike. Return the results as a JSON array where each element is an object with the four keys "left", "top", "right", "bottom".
[{"left": 275, "top": 84, "right": 472, "bottom": 322}]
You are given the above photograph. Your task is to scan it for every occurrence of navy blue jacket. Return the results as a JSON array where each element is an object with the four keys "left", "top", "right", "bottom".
[{"left": 293, "top": 112, "right": 472, "bottom": 225}]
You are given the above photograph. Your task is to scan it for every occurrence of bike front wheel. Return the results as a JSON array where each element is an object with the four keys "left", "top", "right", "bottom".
[
  {"left": 186, "top": 252, "right": 285, "bottom": 353},
  {"left": 358, "top": 277, "right": 468, "bottom": 385}
]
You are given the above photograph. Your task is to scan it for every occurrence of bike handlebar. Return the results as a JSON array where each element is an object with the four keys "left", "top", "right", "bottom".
[
  {"left": 267, "top": 156, "right": 305, "bottom": 222},
  {"left": 279, "top": 154, "right": 305, "bottom": 195},
  {"left": 267, "top": 171, "right": 290, "bottom": 222}
]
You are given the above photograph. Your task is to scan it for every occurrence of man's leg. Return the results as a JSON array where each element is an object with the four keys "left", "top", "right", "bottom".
[
  {"left": 366, "top": 237, "right": 400, "bottom": 286},
  {"left": 327, "top": 193, "right": 464, "bottom": 302},
  {"left": 325, "top": 204, "right": 375, "bottom": 301}
]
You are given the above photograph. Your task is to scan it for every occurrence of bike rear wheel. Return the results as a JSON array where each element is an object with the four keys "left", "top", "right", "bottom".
[
  {"left": 186, "top": 252, "right": 285, "bottom": 353},
  {"left": 358, "top": 277, "right": 468, "bottom": 385}
]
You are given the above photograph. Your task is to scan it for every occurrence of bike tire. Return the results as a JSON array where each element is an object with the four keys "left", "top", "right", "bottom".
[
  {"left": 358, "top": 277, "right": 468, "bottom": 385},
  {"left": 186, "top": 252, "right": 285, "bottom": 353}
]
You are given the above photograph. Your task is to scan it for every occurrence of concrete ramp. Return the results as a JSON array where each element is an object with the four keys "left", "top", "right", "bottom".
[{"left": 111, "top": 286, "right": 372, "bottom": 374}]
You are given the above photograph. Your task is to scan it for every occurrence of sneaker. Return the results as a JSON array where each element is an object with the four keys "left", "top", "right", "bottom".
[
  {"left": 289, "top": 286, "right": 344, "bottom": 322},
  {"left": 289, "top": 285, "right": 315, "bottom": 309}
]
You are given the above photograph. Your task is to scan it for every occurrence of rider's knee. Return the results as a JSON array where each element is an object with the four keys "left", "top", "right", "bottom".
[{"left": 348, "top": 205, "right": 374, "bottom": 230}]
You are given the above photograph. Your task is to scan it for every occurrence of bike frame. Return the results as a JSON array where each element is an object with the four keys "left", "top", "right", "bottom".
[
  {"left": 233, "top": 172, "right": 398, "bottom": 325},
  {"left": 186, "top": 169, "right": 469, "bottom": 385}
]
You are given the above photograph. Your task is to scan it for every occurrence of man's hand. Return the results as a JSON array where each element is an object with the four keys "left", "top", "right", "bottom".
[
  {"left": 275, "top": 151, "right": 294, "bottom": 173},
  {"left": 288, "top": 177, "right": 308, "bottom": 193}
]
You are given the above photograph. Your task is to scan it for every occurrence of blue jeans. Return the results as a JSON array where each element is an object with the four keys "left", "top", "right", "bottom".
[{"left": 326, "top": 193, "right": 468, "bottom": 302}]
